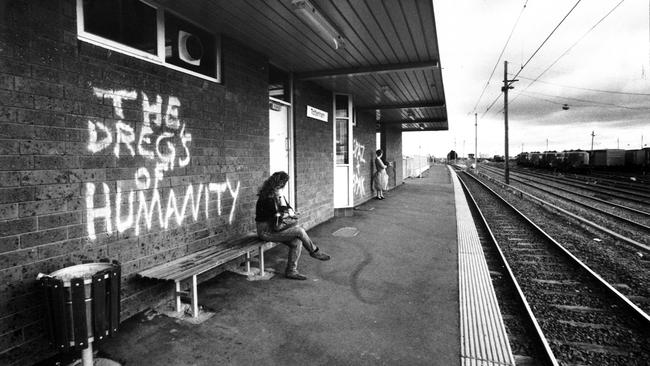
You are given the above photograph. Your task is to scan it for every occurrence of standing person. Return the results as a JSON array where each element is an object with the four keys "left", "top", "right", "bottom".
[
  {"left": 255, "top": 171, "right": 331, "bottom": 280},
  {"left": 373, "top": 149, "right": 389, "bottom": 199}
]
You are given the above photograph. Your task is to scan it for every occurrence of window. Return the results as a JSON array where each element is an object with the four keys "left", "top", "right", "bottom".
[
  {"left": 268, "top": 65, "right": 290, "bottom": 102},
  {"left": 335, "top": 94, "right": 350, "bottom": 164},
  {"left": 78, "top": 0, "right": 221, "bottom": 82}
]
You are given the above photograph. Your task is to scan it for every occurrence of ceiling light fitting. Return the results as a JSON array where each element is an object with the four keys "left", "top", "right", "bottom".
[
  {"left": 292, "top": 0, "right": 346, "bottom": 50},
  {"left": 407, "top": 110, "right": 415, "bottom": 121},
  {"left": 380, "top": 85, "right": 397, "bottom": 101}
]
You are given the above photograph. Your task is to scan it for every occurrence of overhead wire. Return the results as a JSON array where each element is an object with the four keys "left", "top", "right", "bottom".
[
  {"left": 505, "top": 0, "right": 626, "bottom": 108},
  {"left": 508, "top": 0, "right": 583, "bottom": 83},
  {"left": 514, "top": 74, "right": 650, "bottom": 96},
  {"left": 519, "top": 90, "right": 650, "bottom": 110},
  {"left": 481, "top": 0, "right": 583, "bottom": 117},
  {"left": 470, "top": 0, "right": 530, "bottom": 114}
]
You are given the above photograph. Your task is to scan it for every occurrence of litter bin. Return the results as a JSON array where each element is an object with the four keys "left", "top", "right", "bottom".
[{"left": 38, "top": 260, "right": 121, "bottom": 366}]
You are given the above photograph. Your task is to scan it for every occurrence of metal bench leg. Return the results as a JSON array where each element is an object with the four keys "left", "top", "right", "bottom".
[
  {"left": 175, "top": 281, "right": 182, "bottom": 313},
  {"left": 191, "top": 275, "right": 199, "bottom": 318},
  {"left": 245, "top": 251, "right": 252, "bottom": 275},
  {"left": 258, "top": 245, "right": 265, "bottom": 277}
]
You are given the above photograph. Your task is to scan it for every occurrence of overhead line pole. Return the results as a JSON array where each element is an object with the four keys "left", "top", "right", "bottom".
[
  {"left": 502, "top": 61, "right": 517, "bottom": 185},
  {"left": 474, "top": 113, "right": 478, "bottom": 174}
]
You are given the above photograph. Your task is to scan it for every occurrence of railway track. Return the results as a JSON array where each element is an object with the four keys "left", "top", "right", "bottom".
[
  {"left": 508, "top": 167, "right": 650, "bottom": 205},
  {"left": 479, "top": 165, "right": 650, "bottom": 244},
  {"left": 456, "top": 170, "right": 650, "bottom": 366},
  {"left": 587, "top": 171, "right": 650, "bottom": 189}
]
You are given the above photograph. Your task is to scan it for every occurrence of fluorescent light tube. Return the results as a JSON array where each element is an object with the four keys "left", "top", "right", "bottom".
[{"left": 292, "top": 0, "right": 346, "bottom": 49}]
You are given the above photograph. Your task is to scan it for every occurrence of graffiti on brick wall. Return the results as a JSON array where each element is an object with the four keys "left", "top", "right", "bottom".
[
  {"left": 352, "top": 139, "right": 366, "bottom": 197},
  {"left": 85, "top": 88, "right": 239, "bottom": 240}
]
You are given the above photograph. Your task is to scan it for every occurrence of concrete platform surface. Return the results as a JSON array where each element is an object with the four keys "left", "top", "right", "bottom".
[{"left": 99, "top": 164, "right": 460, "bottom": 366}]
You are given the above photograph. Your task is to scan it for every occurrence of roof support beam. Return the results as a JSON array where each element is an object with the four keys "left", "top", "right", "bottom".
[
  {"left": 356, "top": 101, "right": 445, "bottom": 110},
  {"left": 295, "top": 61, "right": 439, "bottom": 80},
  {"left": 381, "top": 118, "right": 447, "bottom": 125}
]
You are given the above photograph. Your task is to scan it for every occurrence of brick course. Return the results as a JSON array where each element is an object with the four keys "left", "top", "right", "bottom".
[
  {"left": 293, "top": 81, "right": 334, "bottom": 229},
  {"left": 353, "top": 111, "right": 376, "bottom": 204},
  {"left": 0, "top": 1, "right": 272, "bottom": 364},
  {"left": 0, "top": 1, "right": 390, "bottom": 364}
]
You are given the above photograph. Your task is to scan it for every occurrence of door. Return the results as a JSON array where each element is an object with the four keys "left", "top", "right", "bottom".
[
  {"left": 269, "top": 99, "right": 292, "bottom": 199},
  {"left": 333, "top": 94, "right": 353, "bottom": 207}
]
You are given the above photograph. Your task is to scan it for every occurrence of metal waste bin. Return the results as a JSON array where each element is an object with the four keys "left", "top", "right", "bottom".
[{"left": 38, "top": 260, "right": 121, "bottom": 364}]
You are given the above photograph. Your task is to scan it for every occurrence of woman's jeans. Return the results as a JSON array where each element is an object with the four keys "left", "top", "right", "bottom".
[{"left": 256, "top": 222, "right": 317, "bottom": 273}]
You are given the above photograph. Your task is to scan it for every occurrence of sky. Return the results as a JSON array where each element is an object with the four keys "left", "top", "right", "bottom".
[{"left": 403, "top": 0, "right": 650, "bottom": 158}]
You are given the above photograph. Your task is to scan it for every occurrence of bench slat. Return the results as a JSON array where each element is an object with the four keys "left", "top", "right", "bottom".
[
  {"left": 137, "top": 234, "right": 270, "bottom": 282},
  {"left": 139, "top": 246, "right": 226, "bottom": 279},
  {"left": 150, "top": 246, "right": 237, "bottom": 279},
  {"left": 165, "top": 245, "right": 256, "bottom": 281}
]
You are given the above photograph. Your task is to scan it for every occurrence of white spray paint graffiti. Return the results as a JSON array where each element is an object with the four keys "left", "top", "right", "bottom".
[
  {"left": 85, "top": 88, "right": 239, "bottom": 240},
  {"left": 352, "top": 139, "right": 366, "bottom": 197}
]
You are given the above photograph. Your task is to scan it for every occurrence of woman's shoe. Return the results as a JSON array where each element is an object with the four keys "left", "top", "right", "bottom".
[
  {"left": 310, "top": 248, "right": 331, "bottom": 261},
  {"left": 285, "top": 271, "right": 307, "bottom": 280}
]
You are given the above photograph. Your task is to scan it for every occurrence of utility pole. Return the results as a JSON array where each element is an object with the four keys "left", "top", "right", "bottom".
[
  {"left": 474, "top": 113, "right": 478, "bottom": 173},
  {"left": 591, "top": 131, "right": 595, "bottom": 151},
  {"left": 546, "top": 138, "right": 549, "bottom": 151},
  {"left": 502, "top": 61, "right": 517, "bottom": 185}
]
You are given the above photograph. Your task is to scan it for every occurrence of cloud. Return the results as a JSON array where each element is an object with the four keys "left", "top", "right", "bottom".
[{"left": 424, "top": 0, "right": 650, "bottom": 157}]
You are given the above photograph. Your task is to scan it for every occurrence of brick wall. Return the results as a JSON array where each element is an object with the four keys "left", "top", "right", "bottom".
[
  {"left": 0, "top": 1, "right": 270, "bottom": 364},
  {"left": 293, "top": 81, "right": 334, "bottom": 229},
  {"left": 381, "top": 124, "right": 404, "bottom": 189},
  {"left": 352, "top": 111, "right": 375, "bottom": 204}
]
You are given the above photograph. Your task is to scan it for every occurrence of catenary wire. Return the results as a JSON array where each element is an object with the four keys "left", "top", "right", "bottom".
[
  {"left": 470, "top": 0, "right": 530, "bottom": 114},
  {"left": 506, "top": 0, "right": 626, "bottom": 107},
  {"left": 508, "top": 0, "right": 583, "bottom": 83},
  {"left": 481, "top": 0, "right": 583, "bottom": 118},
  {"left": 520, "top": 90, "right": 650, "bottom": 110},
  {"left": 513, "top": 74, "right": 650, "bottom": 96}
]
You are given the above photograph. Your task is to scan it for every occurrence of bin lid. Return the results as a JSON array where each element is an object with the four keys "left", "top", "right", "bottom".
[{"left": 49, "top": 263, "right": 114, "bottom": 286}]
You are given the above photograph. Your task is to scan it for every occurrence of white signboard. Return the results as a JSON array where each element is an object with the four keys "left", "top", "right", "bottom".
[{"left": 306, "top": 105, "right": 328, "bottom": 122}]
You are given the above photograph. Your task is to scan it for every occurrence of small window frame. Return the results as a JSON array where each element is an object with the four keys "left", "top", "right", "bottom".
[{"left": 76, "top": 0, "right": 221, "bottom": 83}]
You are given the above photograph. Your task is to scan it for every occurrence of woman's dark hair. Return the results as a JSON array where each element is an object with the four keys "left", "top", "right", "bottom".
[
  {"left": 258, "top": 171, "right": 289, "bottom": 197},
  {"left": 376, "top": 149, "right": 383, "bottom": 156}
]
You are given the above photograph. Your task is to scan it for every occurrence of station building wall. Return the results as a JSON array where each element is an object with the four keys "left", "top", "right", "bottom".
[
  {"left": 381, "top": 124, "right": 404, "bottom": 189},
  {"left": 0, "top": 1, "right": 268, "bottom": 364},
  {"left": 352, "top": 111, "right": 376, "bottom": 204},
  {"left": 0, "top": 1, "right": 388, "bottom": 364},
  {"left": 293, "top": 81, "right": 335, "bottom": 229},
  {"left": 384, "top": 125, "right": 404, "bottom": 188}
]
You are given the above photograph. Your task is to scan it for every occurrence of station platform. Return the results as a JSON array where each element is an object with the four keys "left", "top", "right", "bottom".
[{"left": 95, "top": 164, "right": 513, "bottom": 365}]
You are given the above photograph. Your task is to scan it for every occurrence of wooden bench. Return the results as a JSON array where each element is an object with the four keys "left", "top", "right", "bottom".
[{"left": 137, "top": 232, "right": 278, "bottom": 318}]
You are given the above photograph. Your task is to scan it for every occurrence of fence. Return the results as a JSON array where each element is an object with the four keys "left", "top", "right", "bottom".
[{"left": 403, "top": 155, "right": 430, "bottom": 178}]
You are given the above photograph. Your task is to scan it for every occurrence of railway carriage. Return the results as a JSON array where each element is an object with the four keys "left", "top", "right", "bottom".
[
  {"left": 590, "top": 149, "right": 625, "bottom": 167},
  {"left": 563, "top": 151, "right": 590, "bottom": 170}
]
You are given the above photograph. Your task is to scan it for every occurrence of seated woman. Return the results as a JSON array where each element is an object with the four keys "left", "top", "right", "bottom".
[{"left": 255, "top": 171, "right": 330, "bottom": 280}]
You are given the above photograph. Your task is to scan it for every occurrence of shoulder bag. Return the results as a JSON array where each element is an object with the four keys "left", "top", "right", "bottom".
[{"left": 273, "top": 196, "right": 298, "bottom": 231}]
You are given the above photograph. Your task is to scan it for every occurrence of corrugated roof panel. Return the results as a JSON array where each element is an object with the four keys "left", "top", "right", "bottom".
[{"left": 161, "top": 0, "right": 447, "bottom": 131}]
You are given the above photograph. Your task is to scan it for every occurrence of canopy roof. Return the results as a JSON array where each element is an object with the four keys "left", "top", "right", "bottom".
[{"left": 162, "top": 0, "right": 447, "bottom": 131}]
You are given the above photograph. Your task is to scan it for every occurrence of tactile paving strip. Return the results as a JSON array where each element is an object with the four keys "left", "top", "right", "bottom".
[{"left": 448, "top": 167, "right": 515, "bottom": 366}]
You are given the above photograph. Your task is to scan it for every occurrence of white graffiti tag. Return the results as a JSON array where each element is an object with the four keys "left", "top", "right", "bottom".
[
  {"left": 85, "top": 88, "right": 239, "bottom": 240},
  {"left": 352, "top": 139, "right": 366, "bottom": 197}
]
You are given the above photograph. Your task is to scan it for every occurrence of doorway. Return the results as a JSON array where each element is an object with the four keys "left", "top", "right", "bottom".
[
  {"left": 268, "top": 65, "right": 293, "bottom": 203},
  {"left": 333, "top": 93, "right": 353, "bottom": 207}
]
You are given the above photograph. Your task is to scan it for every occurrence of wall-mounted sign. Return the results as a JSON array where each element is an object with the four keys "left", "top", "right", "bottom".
[
  {"left": 306, "top": 105, "right": 328, "bottom": 122},
  {"left": 269, "top": 101, "right": 282, "bottom": 111}
]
